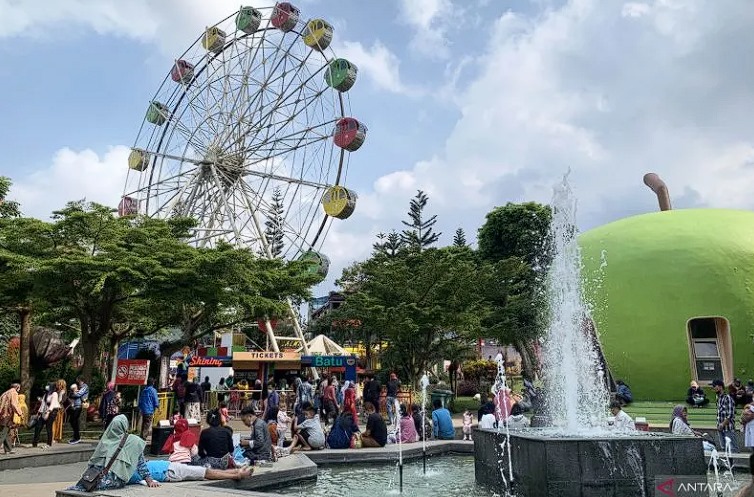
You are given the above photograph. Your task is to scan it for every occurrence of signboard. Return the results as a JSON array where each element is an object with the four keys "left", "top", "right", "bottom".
[
  {"left": 189, "top": 356, "right": 233, "bottom": 367},
  {"left": 301, "top": 355, "right": 357, "bottom": 382},
  {"left": 115, "top": 359, "right": 150, "bottom": 386},
  {"left": 234, "top": 351, "right": 300, "bottom": 362}
]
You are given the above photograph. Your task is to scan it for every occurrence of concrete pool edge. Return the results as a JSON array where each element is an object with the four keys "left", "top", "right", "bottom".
[{"left": 54, "top": 440, "right": 474, "bottom": 497}]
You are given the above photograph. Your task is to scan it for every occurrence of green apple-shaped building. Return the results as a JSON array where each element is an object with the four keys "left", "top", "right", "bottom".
[{"left": 579, "top": 208, "right": 754, "bottom": 400}]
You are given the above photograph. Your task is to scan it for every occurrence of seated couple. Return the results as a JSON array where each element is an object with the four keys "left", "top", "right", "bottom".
[
  {"left": 68, "top": 415, "right": 248, "bottom": 493},
  {"left": 163, "top": 410, "right": 235, "bottom": 469}
]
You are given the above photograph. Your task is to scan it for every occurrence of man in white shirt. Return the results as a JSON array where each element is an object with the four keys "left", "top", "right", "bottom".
[{"left": 610, "top": 401, "right": 636, "bottom": 431}]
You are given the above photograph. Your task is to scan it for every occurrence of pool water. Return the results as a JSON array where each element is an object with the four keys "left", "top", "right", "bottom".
[{"left": 274, "top": 455, "right": 496, "bottom": 497}]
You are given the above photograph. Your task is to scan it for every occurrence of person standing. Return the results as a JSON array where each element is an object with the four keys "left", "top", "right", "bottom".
[
  {"left": 33, "top": 382, "right": 61, "bottom": 448},
  {"left": 184, "top": 378, "right": 203, "bottom": 421},
  {"left": 386, "top": 373, "right": 400, "bottom": 426},
  {"left": 200, "top": 376, "right": 212, "bottom": 403},
  {"left": 0, "top": 380, "right": 23, "bottom": 454},
  {"left": 139, "top": 378, "right": 160, "bottom": 439},
  {"left": 68, "top": 376, "right": 89, "bottom": 444},
  {"left": 713, "top": 379, "right": 738, "bottom": 452},
  {"left": 264, "top": 382, "right": 280, "bottom": 421},
  {"left": 99, "top": 382, "right": 121, "bottom": 429},
  {"left": 52, "top": 379, "right": 67, "bottom": 443},
  {"left": 364, "top": 373, "right": 381, "bottom": 419}
]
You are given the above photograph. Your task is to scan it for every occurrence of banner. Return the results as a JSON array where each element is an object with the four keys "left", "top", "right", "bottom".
[
  {"left": 189, "top": 356, "right": 233, "bottom": 367},
  {"left": 115, "top": 359, "right": 150, "bottom": 386}
]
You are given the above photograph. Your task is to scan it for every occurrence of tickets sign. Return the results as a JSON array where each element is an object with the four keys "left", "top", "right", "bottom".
[{"left": 115, "top": 359, "right": 150, "bottom": 386}]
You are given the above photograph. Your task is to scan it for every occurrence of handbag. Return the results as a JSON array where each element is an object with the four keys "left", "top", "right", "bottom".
[
  {"left": 78, "top": 434, "right": 128, "bottom": 492},
  {"left": 27, "top": 414, "right": 38, "bottom": 429}
]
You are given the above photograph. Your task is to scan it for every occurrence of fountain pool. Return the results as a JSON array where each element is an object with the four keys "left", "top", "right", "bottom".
[{"left": 273, "top": 455, "right": 493, "bottom": 497}]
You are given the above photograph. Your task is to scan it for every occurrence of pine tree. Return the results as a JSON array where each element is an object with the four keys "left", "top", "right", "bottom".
[
  {"left": 373, "top": 230, "right": 403, "bottom": 257},
  {"left": 400, "top": 190, "right": 441, "bottom": 251},
  {"left": 453, "top": 227, "right": 467, "bottom": 247},
  {"left": 264, "top": 187, "right": 285, "bottom": 257},
  {"left": 0, "top": 176, "right": 20, "bottom": 218}
]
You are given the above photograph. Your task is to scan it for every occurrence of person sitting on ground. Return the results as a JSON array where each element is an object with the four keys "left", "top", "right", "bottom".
[
  {"left": 734, "top": 378, "right": 752, "bottom": 407},
  {"left": 671, "top": 405, "right": 716, "bottom": 451},
  {"left": 399, "top": 404, "right": 418, "bottom": 443},
  {"left": 609, "top": 400, "right": 636, "bottom": 431},
  {"left": 129, "top": 459, "right": 250, "bottom": 486},
  {"left": 506, "top": 403, "right": 530, "bottom": 430},
  {"left": 239, "top": 405, "right": 272, "bottom": 463},
  {"left": 432, "top": 399, "right": 455, "bottom": 440},
  {"left": 289, "top": 403, "right": 325, "bottom": 453},
  {"left": 198, "top": 409, "right": 234, "bottom": 469},
  {"left": 411, "top": 404, "right": 429, "bottom": 441},
  {"left": 68, "top": 414, "right": 158, "bottom": 492},
  {"left": 477, "top": 393, "right": 495, "bottom": 422},
  {"left": 326, "top": 408, "right": 360, "bottom": 449},
  {"left": 166, "top": 419, "right": 199, "bottom": 464},
  {"left": 615, "top": 380, "right": 633, "bottom": 405},
  {"left": 686, "top": 381, "right": 710, "bottom": 407},
  {"left": 361, "top": 401, "right": 388, "bottom": 448}
]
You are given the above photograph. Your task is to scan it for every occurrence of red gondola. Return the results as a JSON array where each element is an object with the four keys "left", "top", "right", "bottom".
[
  {"left": 271, "top": 2, "right": 300, "bottom": 32},
  {"left": 333, "top": 117, "right": 367, "bottom": 152},
  {"left": 170, "top": 60, "right": 194, "bottom": 84},
  {"left": 118, "top": 196, "right": 138, "bottom": 217}
]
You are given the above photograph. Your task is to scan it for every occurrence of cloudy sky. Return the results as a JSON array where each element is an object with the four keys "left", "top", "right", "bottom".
[{"left": 2, "top": 0, "right": 754, "bottom": 295}]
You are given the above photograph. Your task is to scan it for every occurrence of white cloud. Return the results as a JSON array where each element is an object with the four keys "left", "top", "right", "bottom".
[
  {"left": 360, "top": 0, "right": 754, "bottom": 240},
  {"left": 333, "top": 40, "right": 418, "bottom": 95},
  {"left": 13, "top": 146, "right": 129, "bottom": 219},
  {"left": 398, "top": 0, "right": 454, "bottom": 59}
]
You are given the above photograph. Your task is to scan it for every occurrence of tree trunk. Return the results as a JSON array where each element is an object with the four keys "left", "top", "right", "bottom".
[
  {"left": 81, "top": 334, "right": 99, "bottom": 384},
  {"left": 18, "top": 307, "right": 32, "bottom": 399}
]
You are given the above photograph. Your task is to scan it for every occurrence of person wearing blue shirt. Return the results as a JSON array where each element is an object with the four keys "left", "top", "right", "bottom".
[
  {"left": 138, "top": 378, "right": 160, "bottom": 440},
  {"left": 431, "top": 399, "right": 455, "bottom": 440},
  {"left": 128, "top": 459, "right": 250, "bottom": 485},
  {"left": 68, "top": 376, "right": 89, "bottom": 444}
]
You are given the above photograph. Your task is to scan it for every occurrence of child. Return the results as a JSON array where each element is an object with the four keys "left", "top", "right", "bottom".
[
  {"left": 277, "top": 408, "right": 290, "bottom": 447},
  {"left": 289, "top": 404, "right": 325, "bottom": 453},
  {"left": 462, "top": 409, "right": 474, "bottom": 441},
  {"left": 219, "top": 402, "right": 232, "bottom": 426}
]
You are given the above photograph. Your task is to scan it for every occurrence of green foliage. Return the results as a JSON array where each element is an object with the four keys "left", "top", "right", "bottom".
[
  {"left": 264, "top": 187, "right": 285, "bottom": 258},
  {"left": 0, "top": 176, "right": 20, "bottom": 219},
  {"left": 453, "top": 228, "right": 467, "bottom": 247},
  {"left": 450, "top": 396, "right": 480, "bottom": 414},
  {"left": 461, "top": 359, "right": 498, "bottom": 384},
  {"left": 373, "top": 230, "right": 403, "bottom": 257},
  {"left": 335, "top": 247, "right": 482, "bottom": 386},
  {"left": 400, "top": 190, "right": 441, "bottom": 251},
  {"left": 477, "top": 202, "right": 551, "bottom": 265}
]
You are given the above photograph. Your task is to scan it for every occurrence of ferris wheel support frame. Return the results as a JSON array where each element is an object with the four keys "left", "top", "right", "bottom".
[{"left": 250, "top": 199, "right": 319, "bottom": 381}]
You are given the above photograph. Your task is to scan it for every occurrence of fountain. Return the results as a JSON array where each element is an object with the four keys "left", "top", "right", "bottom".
[
  {"left": 420, "top": 374, "right": 430, "bottom": 474},
  {"left": 474, "top": 175, "right": 707, "bottom": 496}
]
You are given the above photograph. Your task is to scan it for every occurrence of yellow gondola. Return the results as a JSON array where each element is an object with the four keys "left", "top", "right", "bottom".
[
  {"left": 321, "top": 186, "right": 357, "bottom": 219},
  {"left": 202, "top": 26, "right": 227, "bottom": 53},
  {"left": 128, "top": 148, "right": 150, "bottom": 171},
  {"left": 302, "top": 19, "right": 333, "bottom": 52}
]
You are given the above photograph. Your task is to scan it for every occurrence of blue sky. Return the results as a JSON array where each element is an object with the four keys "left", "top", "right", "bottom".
[{"left": 3, "top": 0, "right": 754, "bottom": 293}]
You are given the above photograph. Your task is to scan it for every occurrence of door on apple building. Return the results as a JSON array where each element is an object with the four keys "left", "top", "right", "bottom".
[{"left": 687, "top": 317, "right": 732, "bottom": 383}]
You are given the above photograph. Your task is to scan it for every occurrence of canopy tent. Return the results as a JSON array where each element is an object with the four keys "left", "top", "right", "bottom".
[{"left": 299, "top": 334, "right": 346, "bottom": 355}]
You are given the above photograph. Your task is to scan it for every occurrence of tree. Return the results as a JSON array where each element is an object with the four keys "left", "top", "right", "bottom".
[
  {"left": 476, "top": 202, "right": 552, "bottom": 377},
  {"left": 453, "top": 228, "right": 467, "bottom": 247},
  {"left": 335, "top": 247, "right": 481, "bottom": 386},
  {"left": 477, "top": 202, "right": 551, "bottom": 266},
  {"left": 372, "top": 230, "right": 403, "bottom": 257},
  {"left": 0, "top": 176, "right": 20, "bottom": 219},
  {"left": 264, "top": 188, "right": 285, "bottom": 258},
  {"left": 400, "top": 190, "right": 441, "bottom": 251}
]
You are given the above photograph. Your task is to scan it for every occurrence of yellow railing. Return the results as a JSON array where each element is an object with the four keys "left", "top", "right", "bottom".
[{"left": 152, "top": 392, "right": 174, "bottom": 426}]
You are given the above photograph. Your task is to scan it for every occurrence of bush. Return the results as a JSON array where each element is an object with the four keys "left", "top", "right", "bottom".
[
  {"left": 462, "top": 359, "right": 498, "bottom": 384},
  {"left": 457, "top": 379, "right": 478, "bottom": 396},
  {"left": 450, "top": 396, "right": 480, "bottom": 414}
]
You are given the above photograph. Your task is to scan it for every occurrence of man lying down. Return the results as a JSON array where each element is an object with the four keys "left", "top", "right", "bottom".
[{"left": 129, "top": 460, "right": 252, "bottom": 486}]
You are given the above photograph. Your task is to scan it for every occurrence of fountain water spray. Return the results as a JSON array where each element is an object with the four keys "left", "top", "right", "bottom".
[
  {"left": 395, "top": 397, "right": 403, "bottom": 493},
  {"left": 493, "top": 355, "right": 513, "bottom": 488},
  {"left": 541, "top": 174, "right": 610, "bottom": 433},
  {"left": 419, "top": 374, "right": 430, "bottom": 474}
]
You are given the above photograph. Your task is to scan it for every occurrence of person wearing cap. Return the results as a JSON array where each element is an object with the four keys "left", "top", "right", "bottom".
[
  {"left": 686, "top": 381, "right": 709, "bottom": 408},
  {"left": 712, "top": 379, "right": 739, "bottom": 452}
]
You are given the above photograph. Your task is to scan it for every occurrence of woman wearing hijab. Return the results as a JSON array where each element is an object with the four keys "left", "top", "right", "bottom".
[
  {"left": 197, "top": 409, "right": 234, "bottom": 469},
  {"left": 670, "top": 405, "right": 715, "bottom": 451},
  {"left": 341, "top": 381, "right": 358, "bottom": 426},
  {"left": 69, "top": 414, "right": 159, "bottom": 491}
]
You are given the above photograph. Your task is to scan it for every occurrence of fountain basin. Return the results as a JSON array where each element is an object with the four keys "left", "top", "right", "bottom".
[{"left": 474, "top": 428, "right": 707, "bottom": 497}]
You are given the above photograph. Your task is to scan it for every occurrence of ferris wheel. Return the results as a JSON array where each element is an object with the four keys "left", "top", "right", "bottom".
[{"left": 121, "top": 3, "right": 366, "bottom": 357}]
